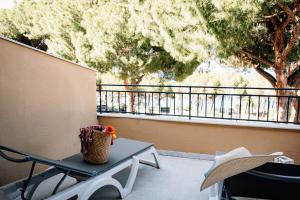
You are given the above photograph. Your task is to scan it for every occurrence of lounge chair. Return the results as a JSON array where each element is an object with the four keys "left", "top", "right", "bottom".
[
  {"left": 0, "top": 138, "right": 160, "bottom": 200},
  {"left": 200, "top": 147, "right": 282, "bottom": 200},
  {"left": 223, "top": 162, "right": 300, "bottom": 199}
]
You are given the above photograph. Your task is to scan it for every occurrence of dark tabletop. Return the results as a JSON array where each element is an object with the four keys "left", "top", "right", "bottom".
[{"left": 58, "top": 138, "right": 153, "bottom": 177}]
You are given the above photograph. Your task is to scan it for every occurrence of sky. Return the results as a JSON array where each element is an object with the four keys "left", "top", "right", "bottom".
[{"left": 0, "top": 0, "right": 15, "bottom": 9}]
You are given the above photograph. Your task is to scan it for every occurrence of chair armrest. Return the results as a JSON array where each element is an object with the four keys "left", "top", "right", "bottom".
[
  {"left": 0, "top": 146, "right": 29, "bottom": 163},
  {"left": 247, "top": 169, "right": 300, "bottom": 183}
]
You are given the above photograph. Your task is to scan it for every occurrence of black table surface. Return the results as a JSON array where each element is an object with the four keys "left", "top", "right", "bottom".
[{"left": 58, "top": 138, "right": 153, "bottom": 177}]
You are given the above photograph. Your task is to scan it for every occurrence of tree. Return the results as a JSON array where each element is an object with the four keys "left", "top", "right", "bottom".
[
  {"left": 0, "top": 2, "right": 47, "bottom": 50},
  {"left": 0, "top": 0, "right": 95, "bottom": 65},
  {"left": 0, "top": 0, "right": 200, "bottom": 112},
  {"left": 82, "top": 1, "right": 199, "bottom": 111},
  {"left": 130, "top": 0, "right": 300, "bottom": 122},
  {"left": 129, "top": 0, "right": 215, "bottom": 64},
  {"left": 196, "top": 0, "right": 300, "bottom": 122}
]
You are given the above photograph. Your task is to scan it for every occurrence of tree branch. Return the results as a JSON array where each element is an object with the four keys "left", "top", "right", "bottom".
[
  {"left": 274, "top": 2, "right": 294, "bottom": 59},
  {"left": 288, "top": 66, "right": 300, "bottom": 87},
  {"left": 135, "top": 74, "right": 145, "bottom": 84},
  {"left": 275, "top": 2, "right": 300, "bottom": 59},
  {"left": 282, "top": 23, "right": 300, "bottom": 60},
  {"left": 289, "top": 61, "right": 300, "bottom": 74},
  {"left": 254, "top": 65, "right": 277, "bottom": 87},
  {"left": 263, "top": 11, "right": 284, "bottom": 19},
  {"left": 281, "top": 2, "right": 300, "bottom": 60},
  {"left": 241, "top": 49, "right": 274, "bottom": 67}
]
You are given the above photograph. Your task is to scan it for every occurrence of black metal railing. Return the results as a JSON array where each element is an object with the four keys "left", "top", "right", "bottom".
[{"left": 97, "top": 84, "right": 300, "bottom": 124}]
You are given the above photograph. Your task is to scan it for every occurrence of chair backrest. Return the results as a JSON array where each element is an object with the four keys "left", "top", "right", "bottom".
[{"left": 200, "top": 152, "right": 283, "bottom": 191}]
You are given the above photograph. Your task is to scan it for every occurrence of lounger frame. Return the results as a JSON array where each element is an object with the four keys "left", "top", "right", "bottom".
[{"left": 0, "top": 145, "right": 160, "bottom": 200}]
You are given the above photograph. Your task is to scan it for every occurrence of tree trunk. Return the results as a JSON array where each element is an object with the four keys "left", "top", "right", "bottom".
[
  {"left": 274, "top": 69, "right": 299, "bottom": 123},
  {"left": 123, "top": 76, "right": 144, "bottom": 113},
  {"left": 124, "top": 80, "right": 136, "bottom": 112},
  {"left": 275, "top": 70, "right": 289, "bottom": 122}
]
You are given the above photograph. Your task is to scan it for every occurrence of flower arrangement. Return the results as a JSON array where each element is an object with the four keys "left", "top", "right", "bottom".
[{"left": 79, "top": 125, "right": 117, "bottom": 155}]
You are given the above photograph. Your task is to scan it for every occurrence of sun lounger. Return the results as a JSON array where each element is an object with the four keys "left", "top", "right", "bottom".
[
  {"left": 0, "top": 138, "right": 160, "bottom": 200},
  {"left": 223, "top": 162, "right": 300, "bottom": 199},
  {"left": 200, "top": 147, "right": 282, "bottom": 200}
]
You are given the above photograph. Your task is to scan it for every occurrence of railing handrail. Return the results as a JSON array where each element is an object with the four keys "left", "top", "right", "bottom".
[
  {"left": 97, "top": 84, "right": 300, "bottom": 124},
  {"left": 98, "top": 89, "right": 299, "bottom": 98},
  {"left": 98, "top": 84, "right": 300, "bottom": 91}
]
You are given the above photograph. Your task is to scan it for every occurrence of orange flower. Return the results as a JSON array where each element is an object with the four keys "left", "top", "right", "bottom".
[
  {"left": 105, "top": 125, "right": 116, "bottom": 134},
  {"left": 105, "top": 125, "right": 117, "bottom": 145}
]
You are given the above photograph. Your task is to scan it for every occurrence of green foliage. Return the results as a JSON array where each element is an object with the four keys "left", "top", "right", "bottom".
[
  {"left": 0, "top": 0, "right": 199, "bottom": 83},
  {"left": 197, "top": 0, "right": 300, "bottom": 71},
  {"left": 129, "top": 0, "right": 215, "bottom": 64},
  {"left": 0, "top": 1, "right": 47, "bottom": 49}
]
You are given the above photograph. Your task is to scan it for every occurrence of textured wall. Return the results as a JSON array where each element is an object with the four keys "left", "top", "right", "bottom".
[
  {"left": 99, "top": 116, "right": 300, "bottom": 163},
  {"left": 0, "top": 37, "right": 97, "bottom": 185}
]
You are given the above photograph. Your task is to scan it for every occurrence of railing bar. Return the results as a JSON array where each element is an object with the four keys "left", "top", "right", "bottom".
[
  {"left": 297, "top": 97, "right": 300, "bottom": 124},
  {"left": 118, "top": 92, "right": 120, "bottom": 112},
  {"left": 189, "top": 86, "right": 192, "bottom": 120},
  {"left": 159, "top": 93, "right": 161, "bottom": 114},
  {"left": 239, "top": 96, "right": 242, "bottom": 119},
  {"left": 276, "top": 96, "right": 279, "bottom": 122},
  {"left": 258, "top": 96, "right": 261, "bottom": 120},
  {"left": 181, "top": 93, "right": 183, "bottom": 116},
  {"left": 205, "top": 94, "right": 208, "bottom": 117},
  {"left": 231, "top": 96, "right": 233, "bottom": 119},
  {"left": 221, "top": 95, "right": 224, "bottom": 119},
  {"left": 137, "top": 92, "right": 140, "bottom": 113},
  {"left": 267, "top": 96, "right": 270, "bottom": 121},
  {"left": 124, "top": 92, "right": 127, "bottom": 112},
  {"left": 111, "top": 91, "right": 114, "bottom": 111},
  {"left": 145, "top": 92, "right": 147, "bottom": 114},
  {"left": 197, "top": 94, "right": 200, "bottom": 117},
  {"left": 105, "top": 91, "right": 108, "bottom": 112},
  {"left": 213, "top": 94, "right": 216, "bottom": 118},
  {"left": 152, "top": 93, "right": 154, "bottom": 114},
  {"left": 174, "top": 93, "right": 176, "bottom": 116},
  {"left": 166, "top": 93, "right": 169, "bottom": 115},
  {"left": 248, "top": 96, "right": 251, "bottom": 120},
  {"left": 99, "top": 85, "right": 101, "bottom": 114},
  {"left": 286, "top": 97, "right": 290, "bottom": 123}
]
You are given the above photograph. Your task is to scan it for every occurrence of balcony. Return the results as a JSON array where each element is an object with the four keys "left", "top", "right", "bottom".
[
  {"left": 97, "top": 84, "right": 300, "bottom": 124},
  {"left": 1, "top": 36, "right": 300, "bottom": 200}
]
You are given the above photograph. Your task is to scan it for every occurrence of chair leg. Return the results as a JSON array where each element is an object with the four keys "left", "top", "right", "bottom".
[
  {"left": 78, "top": 157, "right": 140, "bottom": 200},
  {"left": 209, "top": 182, "right": 223, "bottom": 200},
  {"left": 153, "top": 148, "right": 160, "bottom": 169},
  {"left": 78, "top": 177, "right": 124, "bottom": 200},
  {"left": 139, "top": 147, "right": 161, "bottom": 169},
  {"left": 122, "top": 156, "right": 140, "bottom": 198}
]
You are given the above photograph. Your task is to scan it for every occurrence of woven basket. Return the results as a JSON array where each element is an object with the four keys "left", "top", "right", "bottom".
[{"left": 83, "top": 130, "right": 112, "bottom": 164}]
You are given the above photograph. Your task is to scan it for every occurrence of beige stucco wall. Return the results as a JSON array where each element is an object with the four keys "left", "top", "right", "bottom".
[
  {"left": 99, "top": 115, "right": 300, "bottom": 163},
  {"left": 0, "top": 37, "right": 97, "bottom": 185}
]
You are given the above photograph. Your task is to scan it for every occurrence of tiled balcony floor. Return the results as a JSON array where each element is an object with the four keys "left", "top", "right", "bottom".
[{"left": 28, "top": 153, "right": 214, "bottom": 200}]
